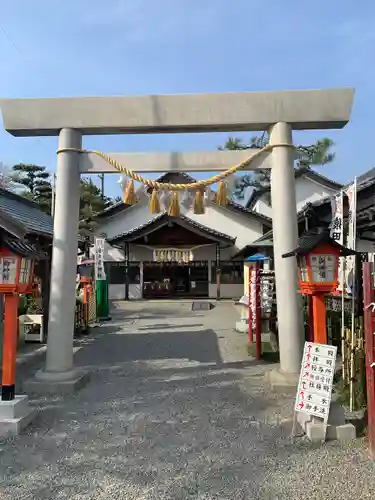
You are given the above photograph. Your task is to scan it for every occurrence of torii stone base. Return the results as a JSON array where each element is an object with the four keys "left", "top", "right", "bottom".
[{"left": 23, "top": 369, "right": 90, "bottom": 396}]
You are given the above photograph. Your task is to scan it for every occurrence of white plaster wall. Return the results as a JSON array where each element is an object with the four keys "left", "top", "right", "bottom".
[
  {"left": 108, "top": 284, "right": 125, "bottom": 300},
  {"left": 95, "top": 198, "right": 266, "bottom": 258},
  {"left": 184, "top": 204, "right": 265, "bottom": 252},
  {"left": 253, "top": 176, "right": 338, "bottom": 217},
  {"left": 253, "top": 198, "right": 272, "bottom": 217},
  {"left": 108, "top": 284, "right": 143, "bottom": 300},
  {"left": 209, "top": 283, "right": 242, "bottom": 299},
  {"left": 295, "top": 176, "right": 338, "bottom": 212}
]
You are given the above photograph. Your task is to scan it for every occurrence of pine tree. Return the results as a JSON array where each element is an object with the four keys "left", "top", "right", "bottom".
[
  {"left": 11, "top": 163, "right": 115, "bottom": 235},
  {"left": 78, "top": 178, "right": 113, "bottom": 237},
  {"left": 0, "top": 162, "right": 15, "bottom": 191},
  {"left": 11, "top": 163, "right": 52, "bottom": 213},
  {"left": 220, "top": 135, "right": 335, "bottom": 201}
]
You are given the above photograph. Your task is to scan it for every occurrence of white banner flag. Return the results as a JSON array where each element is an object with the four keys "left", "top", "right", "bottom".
[
  {"left": 330, "top": 191, "right": 344, "bottom": 244},
  {"left": 345, "top": 180, "right": 357, "bottom": 294},
  {"left": 330, "top": 191, "right": 344, "bottom": 291},
  {"left": 94, "top": 237, "right": 106, "bottom": 281}
]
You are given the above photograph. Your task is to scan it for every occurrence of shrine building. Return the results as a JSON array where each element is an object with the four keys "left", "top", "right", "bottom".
[{"left": 91, "top": 173, "right": 273, "bottom": 300}]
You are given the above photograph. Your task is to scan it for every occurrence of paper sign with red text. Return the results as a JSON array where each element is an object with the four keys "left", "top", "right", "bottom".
[{"left": 295, "top": 342, "right": 337, "bottom": 423}]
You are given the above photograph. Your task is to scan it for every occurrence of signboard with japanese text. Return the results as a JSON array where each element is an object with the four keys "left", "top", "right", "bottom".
[
  {"left": 330, "top": 192, "right": 344, "bottom": 244},
  {"left": 330, "top": 191, "right": 344, "bottom": 291},
  {"left": 295, "top": 342, "right": 337, "bottom": 422},
  {"left": 345, "top": 181, "right": 357, "bottom": 295},
  {"left": 94, "top": 237, "right": 106, "bottom": 281}
]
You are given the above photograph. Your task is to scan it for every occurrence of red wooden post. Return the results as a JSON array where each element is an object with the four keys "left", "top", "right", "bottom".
[
  {"left": 363, "top": 262, "right": 375, "bottom": 459},
  {"left": 248, "top": 265, "right": 253, "bottom": 345},
  {"left": 307, "top": 295, "right": 314, "bottom": 342},
  {"left": 2, "top": 293, "right": 19, "bottom": 401},
  {"left": 255, "top": 263, "right": 262, "bottom": 360},
  {"left": 311, "top": 294, "right": 328, "bottom": 344}
]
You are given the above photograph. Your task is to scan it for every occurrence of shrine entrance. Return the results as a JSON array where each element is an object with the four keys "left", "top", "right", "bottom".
[
  {"left": 0, "top": 87, "right": 354, "bottom": 391},
  {"left": 142, "top": 261, "right": 209, "bottom": 299}
]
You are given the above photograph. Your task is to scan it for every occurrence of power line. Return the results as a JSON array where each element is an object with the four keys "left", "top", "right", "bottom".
[{"left": 0, "top": 25, "right": 22, "bottom": 54}]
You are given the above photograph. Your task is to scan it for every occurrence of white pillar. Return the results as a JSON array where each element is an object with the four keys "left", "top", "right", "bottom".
[
  {"left": 36, "top": 128, "right": 82, "bottom": 381},
  {"left": 269, "top": 122, "right": 304, "bottom": 375}
]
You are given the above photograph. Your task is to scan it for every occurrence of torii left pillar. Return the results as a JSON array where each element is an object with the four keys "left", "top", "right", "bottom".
[{"left": 25, "top": 129, "right": 89, "bottom": 393}]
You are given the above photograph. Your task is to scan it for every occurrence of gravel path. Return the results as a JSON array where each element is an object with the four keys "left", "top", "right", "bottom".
[{"left": 0, "top": 301, "right": 374, "bottom": 499}]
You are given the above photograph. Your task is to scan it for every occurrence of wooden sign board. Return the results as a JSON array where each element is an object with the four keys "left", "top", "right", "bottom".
[{"left": 295, "top": 342, "right": 337, "bottom": 423}]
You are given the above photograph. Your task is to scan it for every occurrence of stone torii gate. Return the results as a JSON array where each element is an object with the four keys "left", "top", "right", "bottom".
[{"left": 0, "top": 88, "right": 354, "bottom": 392}]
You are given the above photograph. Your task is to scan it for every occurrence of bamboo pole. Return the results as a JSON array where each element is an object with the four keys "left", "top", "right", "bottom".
[
  {"left": 345, "top": 327, "right": 351, "bottom": 386},
  {"left": 349, "top": 320, "right": 357, "bottom": 412},
  {"left": 341, "top": 280, "right": 346, "bottom": 380},
  {"left": 349, "top": 178, "right": 357, "bottom": 413}
]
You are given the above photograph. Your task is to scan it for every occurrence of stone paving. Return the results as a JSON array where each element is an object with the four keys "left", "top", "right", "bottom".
[{"left": 0, "top": 301, "right": 375, "bottom": 499}]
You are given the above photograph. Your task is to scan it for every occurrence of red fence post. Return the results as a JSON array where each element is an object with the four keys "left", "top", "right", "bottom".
[{"left": 363, "top": 262, "right": 375, "bottom": 459}]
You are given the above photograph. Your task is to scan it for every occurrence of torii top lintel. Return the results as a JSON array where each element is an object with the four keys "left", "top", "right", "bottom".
[{"left": 0, "top": 88, "right": 354, "bottom": 137}]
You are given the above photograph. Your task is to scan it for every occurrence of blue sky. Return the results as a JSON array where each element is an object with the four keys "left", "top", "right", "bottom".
[{"left": 0, "top": 0, "right": 373, "bottom": 199}]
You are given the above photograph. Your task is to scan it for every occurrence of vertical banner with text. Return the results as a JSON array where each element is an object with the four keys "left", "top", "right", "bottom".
[
  {"left": 330, "top": 191, "right": 344, "bottom": 291},
  {"left": 94, "top": 237, "right": 106, "bottom": 281},
  {"left": 345, "top": 181, "right": 357, "bottom": 295}
]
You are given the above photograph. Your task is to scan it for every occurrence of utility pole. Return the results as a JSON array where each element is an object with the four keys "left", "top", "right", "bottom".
[{"left": 98, "top": 174, "right": 104, "bottom": 200}]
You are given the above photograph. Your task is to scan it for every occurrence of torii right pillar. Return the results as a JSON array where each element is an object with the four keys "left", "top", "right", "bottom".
[{"left": 266, "top": 122, "right": 304, "bottom": 390}]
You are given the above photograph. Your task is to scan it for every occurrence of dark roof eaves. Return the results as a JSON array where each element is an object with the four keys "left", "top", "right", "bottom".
[{"left": 0, "top": 187, "right": 45, "bottom": 210}]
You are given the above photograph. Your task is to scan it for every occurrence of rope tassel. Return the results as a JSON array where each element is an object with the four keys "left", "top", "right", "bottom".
[
  {"left": 216, "top": 180, "right": 228, "bottom": 206},
  {"left": 149, "top": 189, "right": 161, "bottom": 214},
  {"left": 168, "top": 192, "right": 180, "bottom": 217},
  {"left": 193, "top": 190, "right": 205, "bottom": 214},
  {"left": 123, "top": 179, "right": 137, "bottom": 205}
]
